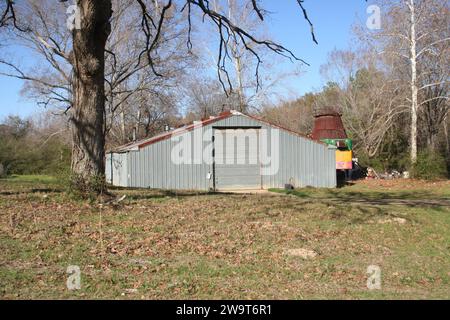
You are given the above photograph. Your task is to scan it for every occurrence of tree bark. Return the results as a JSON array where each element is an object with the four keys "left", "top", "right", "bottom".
[
  {"left": 70, "top": 0, "right": 112, "bottom": 191},
  {"left": 409, "top": 0, "right": 418, "bottom": 163}
]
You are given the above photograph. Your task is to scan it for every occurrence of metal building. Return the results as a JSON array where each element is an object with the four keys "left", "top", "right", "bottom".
[{"left": 106, "top": 110, "right": 337, "bottom": 190}]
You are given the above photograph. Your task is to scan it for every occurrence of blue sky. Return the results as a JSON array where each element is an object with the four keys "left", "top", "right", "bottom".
[
  {"left": 262, "top": 0, "right": 370, "bottom": 96},
  {"left": 0, "top": 0, "right": 372, "bottom": 118}
]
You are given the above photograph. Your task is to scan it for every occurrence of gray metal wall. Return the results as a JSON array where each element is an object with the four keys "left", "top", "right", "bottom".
[
  {"left": 107, "top": 114, "right": 337, "bottom": 189},
  {"left": 128, "top": 126, "right": 212, "bottom": 190}
]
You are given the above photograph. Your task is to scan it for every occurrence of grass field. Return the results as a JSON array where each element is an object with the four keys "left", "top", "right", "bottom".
[{"left": 0, "top": 175, "right": 449, "bottom": 299}]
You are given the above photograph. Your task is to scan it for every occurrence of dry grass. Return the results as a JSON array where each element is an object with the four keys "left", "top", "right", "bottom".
[{"left": 0, "top": 176, "right": 449, "bottom": 299}]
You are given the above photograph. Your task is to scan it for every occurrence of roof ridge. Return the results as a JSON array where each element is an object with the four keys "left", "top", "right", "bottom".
[{"left": 108, "top": 110, "right": 327, "bottom": 153}]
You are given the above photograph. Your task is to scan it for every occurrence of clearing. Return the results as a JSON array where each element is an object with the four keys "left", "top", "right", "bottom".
[{"left": 0, "top": 175, "right": 449, "bottom": 299}]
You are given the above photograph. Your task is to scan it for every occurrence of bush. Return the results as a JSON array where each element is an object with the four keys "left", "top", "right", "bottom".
[
  {"left": 411, "top": 150, "right": 448, "bottom": 180},
  {"left": 66, "top": 173, "right": 108, "bottom": 201},
  {"left": 0, "top": 115, "right": 71, "bottom": 177}
]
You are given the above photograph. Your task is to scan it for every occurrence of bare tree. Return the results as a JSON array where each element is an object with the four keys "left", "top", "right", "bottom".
[
  {"left": 192, "top": 0, "right": 304, "bottom": 112},
  {"left": 1, "top": 0, "right": 318, "bottom": 194},
  {"left": 0, "top": 1, "right": 72, "bottom": 112},
  {"left": 0, "top": 1, "right": 190, "bottom": 142},
  {"left": 260, "top": 93, "right": 317, "bottom": 135},
  {"left": 104, "top": 1, "right": 193, "bottom": 144},
  {"left": 320, "top": 49, "right": 407, "bottom": 158},
  {"left": 417, "top": 3, "right": 450, "bottom": 150},
  {"left": 0, "top": 0, "right": 27, "bottom": 31},
  {"left": 183, "top": 77, "right": 233, "bottom": 118},
  {"left": 368, "top": 0, "right": 450, "bottom": 162}
]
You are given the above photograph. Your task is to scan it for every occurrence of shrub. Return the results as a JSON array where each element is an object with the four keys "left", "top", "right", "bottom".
[
  {"left": 411, "top": 150, "right": 448, "bottom": 180},
  {"left": 66, "top": 172, "right": 108, "bottom": 201}
]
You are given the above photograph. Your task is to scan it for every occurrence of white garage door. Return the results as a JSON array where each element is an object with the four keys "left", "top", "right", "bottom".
[{"left": 214, "top": 128, "right": 261, "bottom": 190}]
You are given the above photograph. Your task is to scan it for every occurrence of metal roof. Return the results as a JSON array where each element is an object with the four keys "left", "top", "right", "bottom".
[
  {"left": 109, "top": 110, "right": 326, "bottom": 153},
  {"left": 311, "top": 112, "right": 348, "bottom": 141}
]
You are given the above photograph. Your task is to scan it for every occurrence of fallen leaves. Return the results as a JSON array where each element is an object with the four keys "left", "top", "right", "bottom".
[
  {"left": 284, "top": 248, "right": 318, "bottom": 259},
  {"left": 1, "top": 180, "right": 449, "bottom": 299},
  {"left": 378, "top": 217, "right": 407, "bottom": 225}
]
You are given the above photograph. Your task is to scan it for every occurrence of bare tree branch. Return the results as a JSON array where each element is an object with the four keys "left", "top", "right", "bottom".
[
  {"left": 295, "top": 0, "right": 318, "bottom": 44},
  {"left": 0, "top": 0, "right": 29, "bottom": 31}
]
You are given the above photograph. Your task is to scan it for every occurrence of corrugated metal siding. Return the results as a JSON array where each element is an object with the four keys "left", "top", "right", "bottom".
[
  {"left": 108, "top": 114, "right": 336, "bottom": 190},
  {"left": 211, "top": 115, "right": 336, "bottom": 188},
  {"left": 128, "top": 125, "right": 213, "bottom": 190},
  {"left": 266, "top": 132, "right": 337, "bottom": 188}
]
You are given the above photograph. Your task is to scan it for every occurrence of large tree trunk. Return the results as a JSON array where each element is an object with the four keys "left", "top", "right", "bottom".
[
  {"left": 70, "top": 0, "right": 112, "bottom": 193},
  {"left": 409, "top": 0, "right": 418, "bottom": 164}
]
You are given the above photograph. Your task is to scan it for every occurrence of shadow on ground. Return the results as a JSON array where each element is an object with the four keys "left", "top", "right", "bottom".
[
  {"left": 113, "top": 189, "right": 236, "bottom": 201},
  {"left": 271, "top": 188, "right": 450, "bottom": 209},
  {"left": 0, "top": 188, "right": 63, "bottom": 196}
]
